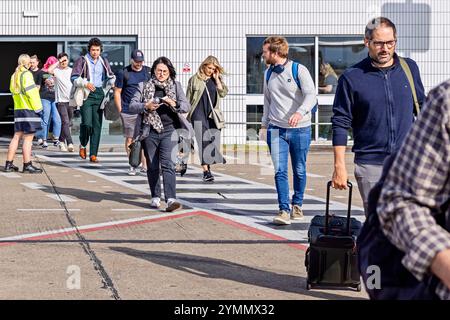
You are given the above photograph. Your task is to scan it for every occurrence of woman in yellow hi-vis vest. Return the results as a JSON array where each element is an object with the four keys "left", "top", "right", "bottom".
[{"left": 4, "top": 54, "right": 43, "bottom": 173}]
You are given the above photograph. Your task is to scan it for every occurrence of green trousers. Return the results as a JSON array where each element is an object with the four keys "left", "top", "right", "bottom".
[{"left": 79, "top": 88, "right": 105, "bottom": 157}]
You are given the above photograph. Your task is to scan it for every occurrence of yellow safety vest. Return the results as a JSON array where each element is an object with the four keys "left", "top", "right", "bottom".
[{"left": 10, "top": 68, "right": 42, "bottom": 113}]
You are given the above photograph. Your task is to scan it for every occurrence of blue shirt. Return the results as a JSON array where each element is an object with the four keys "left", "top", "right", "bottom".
[
  {"left": 331, "top": 54, "right": 425, "bottom": 165},
  {"left": 86, "top": 53, "right": 105, "bottom": 88},
  {"left": 115, "top": 65, "right": 150, "bottom": 113}
]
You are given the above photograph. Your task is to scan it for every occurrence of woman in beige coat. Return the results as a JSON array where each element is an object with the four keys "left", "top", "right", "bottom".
[{"left": 186, "top": 56, "right": 228, "bottom": 182}]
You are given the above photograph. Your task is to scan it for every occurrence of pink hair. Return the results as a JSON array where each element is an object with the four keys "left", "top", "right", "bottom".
[{"left": 42, "top": 56, "right": 58, "bottom": 72}]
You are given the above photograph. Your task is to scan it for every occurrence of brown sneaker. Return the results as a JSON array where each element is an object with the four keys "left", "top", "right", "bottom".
[
  {"left": 291, "top": 205, "right": 304, "bottom": 220},
  {"left": 90, "top": 155, "right": 98, "bottom": 163},
  {"left": 79, "top": 146, "right": 87, "bottom": 159},
  {"left": 273, "top": 210, "right": 291, "bottom": 225}
]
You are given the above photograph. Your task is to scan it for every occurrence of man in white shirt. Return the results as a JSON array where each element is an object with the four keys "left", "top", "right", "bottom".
[{"left": 48, "top": 52, "right": 74, "bottom": 152}]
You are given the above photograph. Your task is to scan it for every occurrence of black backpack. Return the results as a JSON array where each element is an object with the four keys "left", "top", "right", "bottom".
[{"left": 357, "top": 153, "right": 447, "bottom": 300}]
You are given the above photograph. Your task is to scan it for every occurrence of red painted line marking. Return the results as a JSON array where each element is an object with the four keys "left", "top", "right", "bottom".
[
  {"left": 0, "top": 210, "right": 307, "bottom": 251},
  {"left": 198, "top": 211, "right": 307, "bottom": 251},
  {"left": 0, "top": 211, "right": 199, "bottom": 248}
]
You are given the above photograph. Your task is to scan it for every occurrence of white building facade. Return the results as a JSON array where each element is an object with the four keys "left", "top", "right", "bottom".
[{"left": 0, "top": 0, "right": 446, "bottom": 144}]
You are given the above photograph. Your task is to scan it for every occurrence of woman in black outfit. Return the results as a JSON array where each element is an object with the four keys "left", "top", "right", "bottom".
[
  {"left": 129, "top": 57, "right": 192, "bottom": 211},
  {"left": 186, "top": 56, "right": 228, "bottom": 182}
]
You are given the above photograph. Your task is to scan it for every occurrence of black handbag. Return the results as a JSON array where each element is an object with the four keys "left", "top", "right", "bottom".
[{"left": 128, "top": 139, "right": 142, "bottom": 168}]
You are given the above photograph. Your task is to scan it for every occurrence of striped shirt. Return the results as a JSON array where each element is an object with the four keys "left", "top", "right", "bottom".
[{"left": 377, "top": 79, "right": 450, "bottom": 300}]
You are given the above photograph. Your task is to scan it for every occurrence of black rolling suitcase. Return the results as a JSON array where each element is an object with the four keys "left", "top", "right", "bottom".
[{"left": 305, "top": 181, "right": 362, "bottom": 291}]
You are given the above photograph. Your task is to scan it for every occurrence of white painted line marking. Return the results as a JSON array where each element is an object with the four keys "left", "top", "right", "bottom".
[
  {"left": 111, "top": 208, "right": 156, "bottom": 212},
  {"left": 0, "top": 209, "right": 195, "bottom": 241},
  {"left": 88, "top": 180, "right": 97, "bottom": 183},
  {"left": 307, "top": 173, "right": 325, "bottom": 178},
  {"left": 36, "top": 153, "right": 365, "bottom": 243},
  {"left": 17, "top": 209, "right": 81, "bottom": 212},
  {"left": 46, "top": 194, "right": 77, "bottom": 202},
  {"left": 0, "top": 172, "right": 21, "bottom": 178},
  {"left": 21, "top": 182, "right": 46, "bottom": 190}
]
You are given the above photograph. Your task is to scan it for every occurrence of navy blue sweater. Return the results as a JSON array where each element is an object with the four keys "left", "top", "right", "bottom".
[{"left": 332, "top": 54, "right": 425, "bottom": 165}]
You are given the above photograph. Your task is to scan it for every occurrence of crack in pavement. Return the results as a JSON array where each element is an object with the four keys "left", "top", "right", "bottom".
[{"left": 37, "top": 157, "right": 121, "bottom": 300}]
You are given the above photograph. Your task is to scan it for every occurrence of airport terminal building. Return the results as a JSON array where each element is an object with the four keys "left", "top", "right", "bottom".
[{"left": 0, "top": 0, "right": 445, "bottom": 144}]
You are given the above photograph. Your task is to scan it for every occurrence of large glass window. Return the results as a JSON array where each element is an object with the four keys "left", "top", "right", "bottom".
[
  {"left": 318, "top": 37, "right": 367, "bottom": 95},
  {"left": 246, "top": 105, "right": 264, "bottom": 141},
  {"left": 247, "top": 37, "right": 315, "bottom": 94},
  {"left": 67, "top": 40, "right": 136, "bottom": 138},
  {"left": 67, "top": 41, "right": 136, "bottom": 74},
  {"left": 246, "top": 35, "right": 367, "bottom": 143}
]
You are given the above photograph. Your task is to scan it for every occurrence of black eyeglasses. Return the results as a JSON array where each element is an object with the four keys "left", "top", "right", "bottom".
[
  {"left": 59, "top": 59, "right": 68, "bottom": 63},
  {"left": 370, "top": 39, "right": 397, "bottom": 49}
]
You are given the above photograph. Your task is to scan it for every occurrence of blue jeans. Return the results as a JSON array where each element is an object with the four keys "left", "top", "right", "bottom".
[
  {"left": 267, "top": 125, "right": 311, "bottom": 212},
  {"left": 36, "top": 99, "right": 61, "bottom": 140}
]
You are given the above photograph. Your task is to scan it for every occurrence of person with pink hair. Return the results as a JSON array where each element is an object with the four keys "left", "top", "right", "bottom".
[{"left": 35, "top": 56, "right": 62, "bottom": 148}]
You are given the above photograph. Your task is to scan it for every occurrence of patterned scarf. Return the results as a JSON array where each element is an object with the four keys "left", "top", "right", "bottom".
[{"left": 142, "top": 75, "right": 177, "bottom": 133}]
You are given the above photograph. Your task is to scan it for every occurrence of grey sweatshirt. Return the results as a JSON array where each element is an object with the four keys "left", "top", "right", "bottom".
[{"left": 262, "top": 60, "right": 316, "bottom": 129}]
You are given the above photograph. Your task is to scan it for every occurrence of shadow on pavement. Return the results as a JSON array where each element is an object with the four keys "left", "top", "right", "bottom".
[
  {"left": 39, "top": 185, "right": 153, "bottom": 210},
  {"left": 110, "top": 247, "right": 365, "bottom": 300}
]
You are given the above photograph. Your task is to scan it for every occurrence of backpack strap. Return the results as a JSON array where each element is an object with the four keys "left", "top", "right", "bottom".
[
  {"left": 399, "top": 57, "right": 421, "bottom": 117},
  {"left": 124, "top": 65, "right": 151, "bottom": 85},
  {"left": 292, "top": 60, "right": 318, "bottom": 114},
  {"left": 291, "top": 61, "right": 302, "bottom": 89},
  {"left": 265, "top": 65, "right": 274, "bottom": 84},
  {"left": 123, "top": 67, "right": 130, "bottom": 85},
  {"left": 144, "top": 65, "right": 151, "bottom": 81}
]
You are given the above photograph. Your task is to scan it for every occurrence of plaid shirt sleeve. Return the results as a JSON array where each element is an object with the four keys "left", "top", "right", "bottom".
[{"left": 377, "top": 81, "right": 450, "bottom": 299}]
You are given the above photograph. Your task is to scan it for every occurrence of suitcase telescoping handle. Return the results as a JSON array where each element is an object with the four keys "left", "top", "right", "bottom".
[{"left": 325, "top": 181, "right": 353, "bottom": 236}]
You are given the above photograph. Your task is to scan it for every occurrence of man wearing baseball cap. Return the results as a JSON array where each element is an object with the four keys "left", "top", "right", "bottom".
[{"left": 114, "top": 49, "right": 150, "bottom": 175}]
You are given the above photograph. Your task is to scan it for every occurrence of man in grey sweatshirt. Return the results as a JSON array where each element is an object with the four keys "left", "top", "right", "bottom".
[{"left": 259, "top": 36, "right": 316, "bottom": 225}]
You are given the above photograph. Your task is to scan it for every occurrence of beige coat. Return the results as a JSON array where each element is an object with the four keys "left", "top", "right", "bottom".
[{"left": 185, "top": 74, "right": 228, "bottom": 123}]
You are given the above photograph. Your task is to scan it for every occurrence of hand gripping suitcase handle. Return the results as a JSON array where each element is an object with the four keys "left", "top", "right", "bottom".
[{"left": 325, "top": 181, "right": 353, "bottom": 235}]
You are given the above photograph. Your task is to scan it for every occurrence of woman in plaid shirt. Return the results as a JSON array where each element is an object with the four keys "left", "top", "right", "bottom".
[{"left": 377, "top": 80, "right": 450, "bottom": 299}]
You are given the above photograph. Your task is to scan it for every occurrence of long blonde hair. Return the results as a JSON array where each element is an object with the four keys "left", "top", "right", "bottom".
[
  {"left": 320, "top": 63, "right": 338, "bottom": 79},
  {"left": 197, "top": 56, "right": 226, "bottom": 81},
  {"left": 12, "top": 54, "right": 31, "bottom": 93}
]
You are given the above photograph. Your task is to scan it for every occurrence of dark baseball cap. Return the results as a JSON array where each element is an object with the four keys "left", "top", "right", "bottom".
[{"left": 131, "top": 49, "right": 145, "bottom": 62}]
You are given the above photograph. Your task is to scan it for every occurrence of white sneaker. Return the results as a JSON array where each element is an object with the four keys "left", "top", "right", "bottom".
[
  {"left": 150, "top": 197, "right": 161, "bottom": 209},
  {"left": 128, "top": 166, "right": 137, "bottom": 176},
  {"left": 42, "top": 141, "right": 48, "bottom": 149},
  {"left": 139, "top": 166, "right": 147, "bottom": 175},
  {"left": 59, "top": 142, "right": 68, "bottom": 152},
  {"left": 37, "top": 138, "right": 44, "bottom": 146},
  {"left": 166, "top": 198, "right": 182, "bottom": 212},
  {"left": 67, "top": 144, "right": 74, "bottom": 152}
]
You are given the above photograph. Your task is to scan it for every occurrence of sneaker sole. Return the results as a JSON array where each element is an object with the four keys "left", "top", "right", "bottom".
[
  {"left": 166, "top": 202, "right": 182, "bottom": 212},
  {"left": 291, "top": 216, "right": 304, "bottom": 220},
  {"left": 202, "top": 177, "right": 215, "bottom": 182},
  {"left": 273, "top": 218, "right": 291, "bottom": 225}
]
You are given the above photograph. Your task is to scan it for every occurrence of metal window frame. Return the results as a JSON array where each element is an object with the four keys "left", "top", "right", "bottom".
[{"left": 245, "top": 34, "right": 364, "bottom": 143}]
